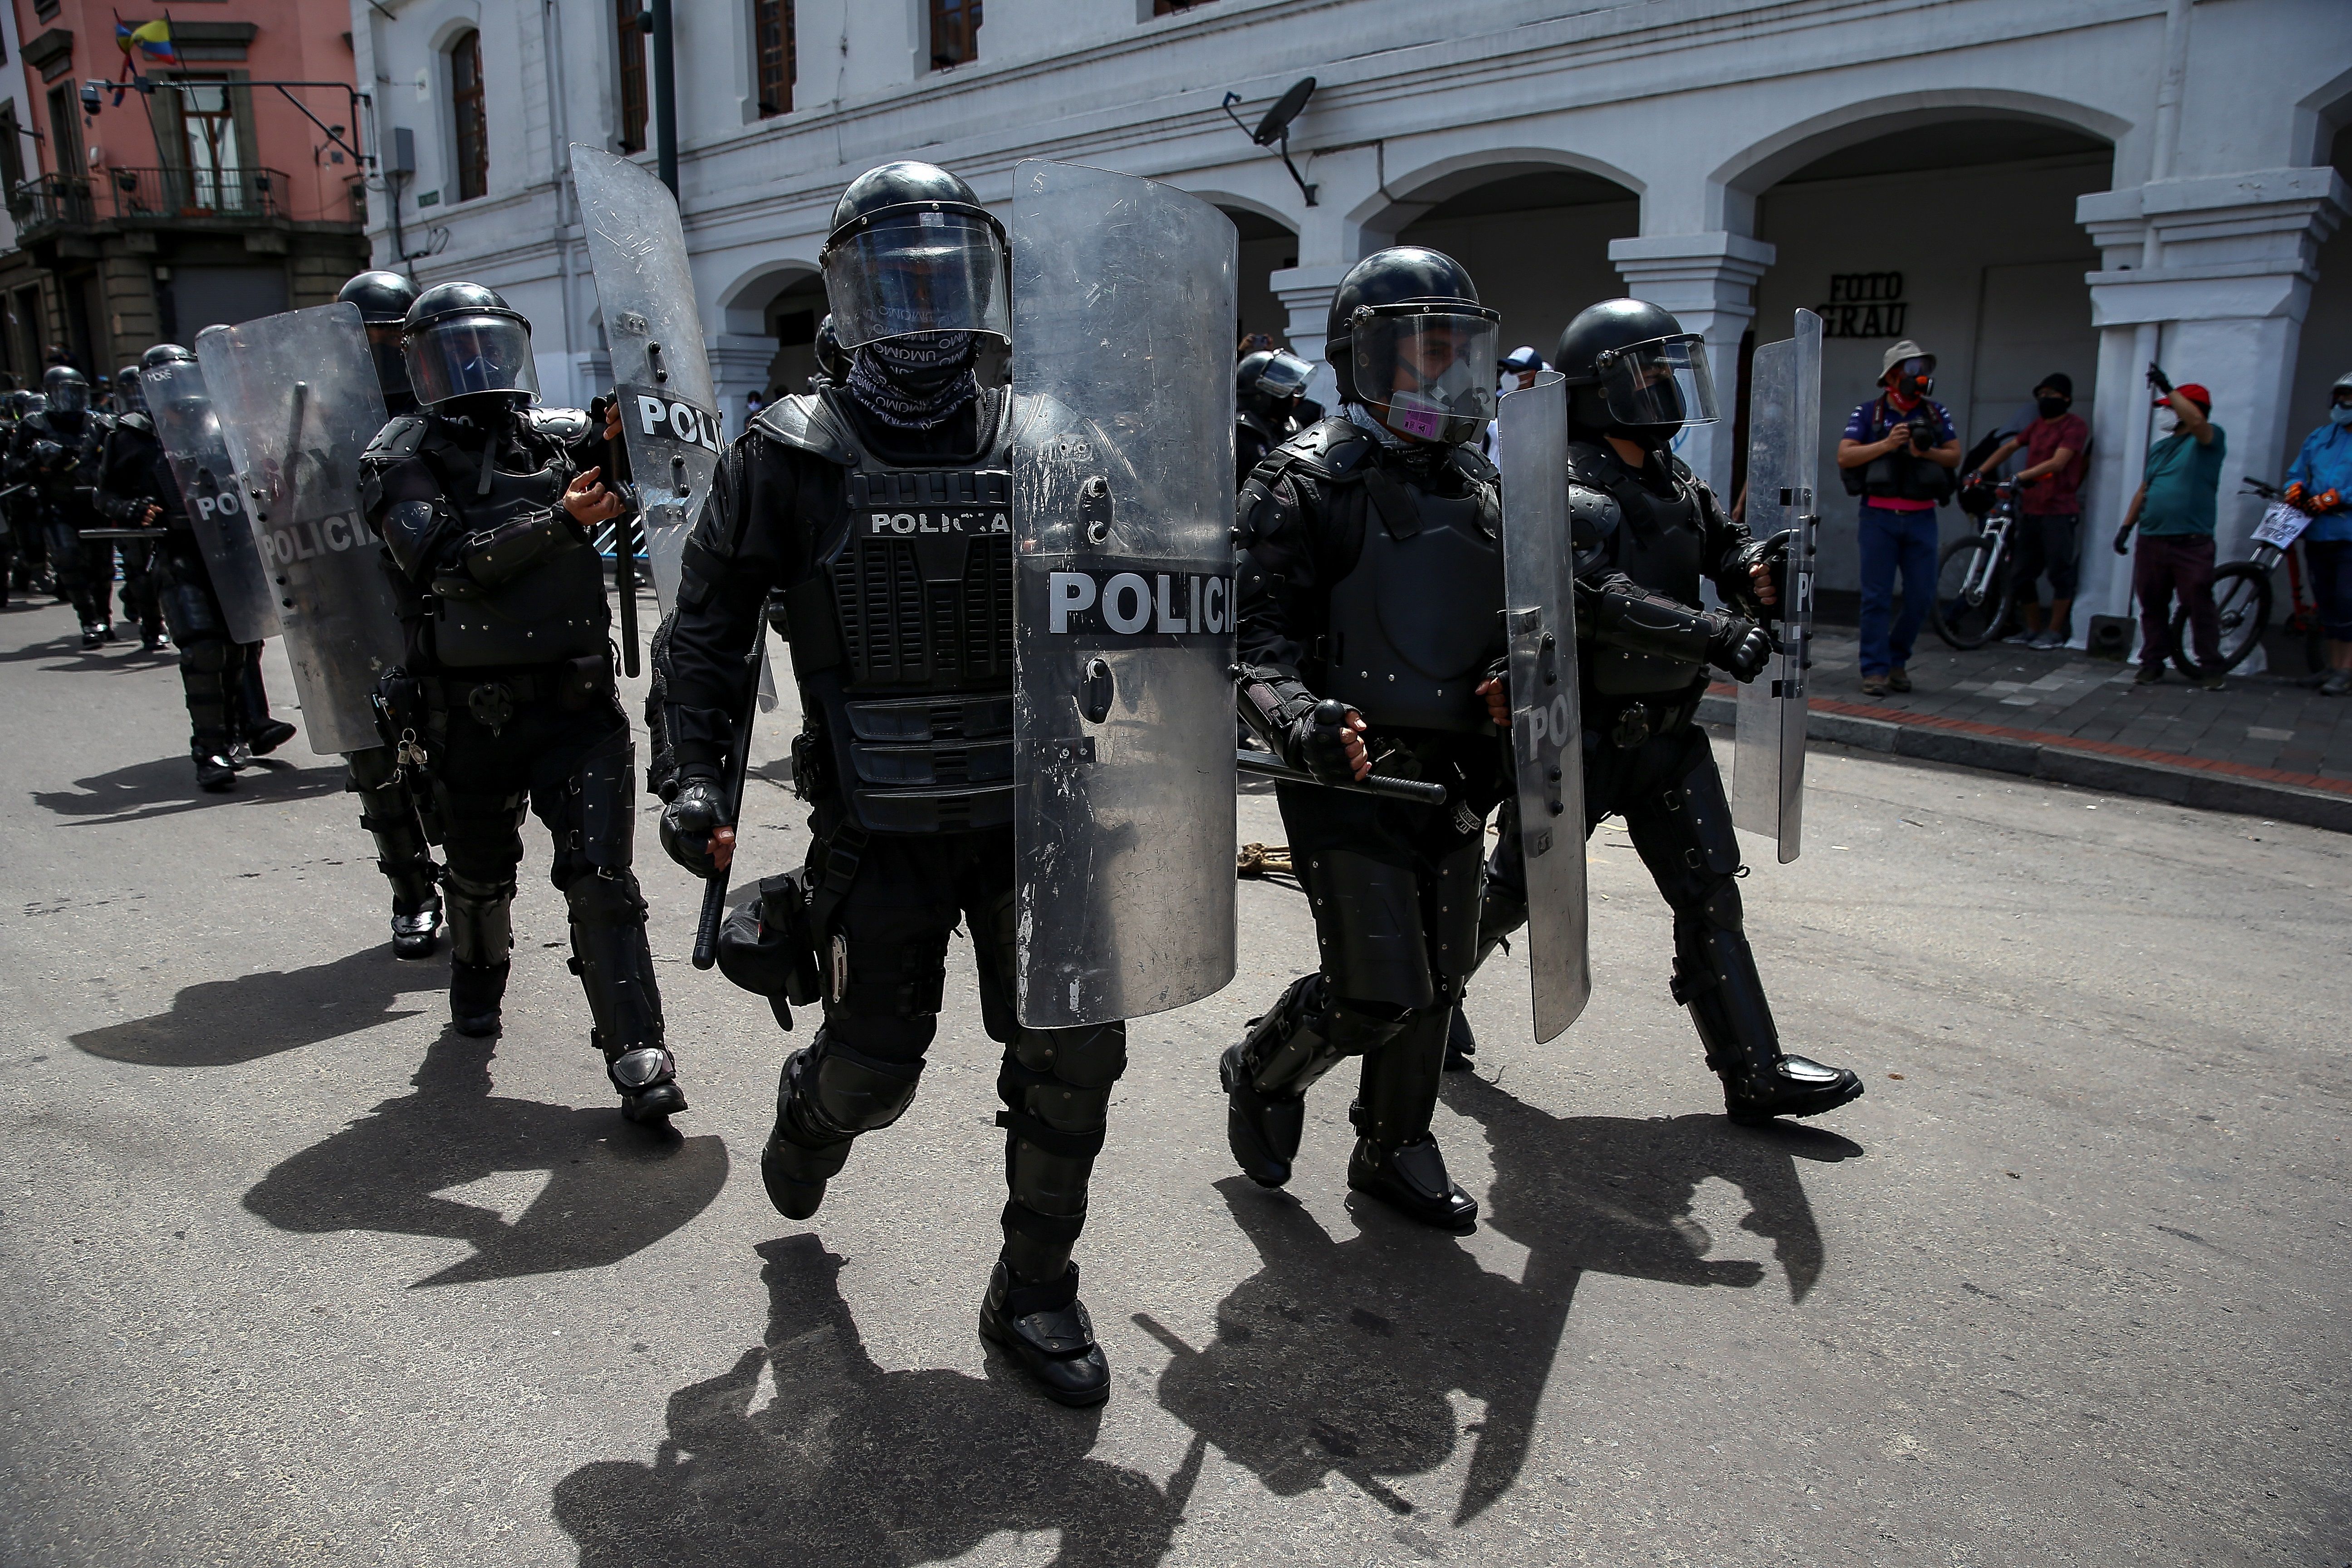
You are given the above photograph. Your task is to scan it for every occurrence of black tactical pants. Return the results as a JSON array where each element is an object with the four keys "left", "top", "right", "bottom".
[
  {"left": 153, "top": 535, "right": 255, "bottom": 750},
  {"left": 426, "top": 681, "right": 662, "bottom": 1056},
  {"left": 778, "top": 812, "right": 1128, "bottom": 1287},
  {"left": 1478, "top": 716, "right": 1780, "bottom": 1073},
  {"left": 1239, "top": 744, "right": 1504, "bottom": 1149},
  {"left": 118, "top": 537, "right": 161, "bottom": 636},
  {"left": 46, "top": 518, "right": 110, "bottom": 628}
]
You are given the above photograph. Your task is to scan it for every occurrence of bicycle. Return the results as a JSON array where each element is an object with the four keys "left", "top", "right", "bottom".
[
  {"left": 2166, "top": 477, "right": 2326, "bottom": 678},
  {"left": 1931, "top": 475, "right": 2017, "bottom": 650}
]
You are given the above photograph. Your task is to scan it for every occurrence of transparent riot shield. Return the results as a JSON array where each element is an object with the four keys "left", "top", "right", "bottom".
[
  {"left": 570, "top": 145, "right": 721, "bottom": 611},
  {"left": 142, "top": 357, "right": 277, "bottom": 645},
  {"left": 1010, "top": 159, "right": 1238, "bottom": 1029},
  {"left": 198, "top": 304, "right": 403, "bottom": 758},
  {"left": 1498, "top": 372, "right": 1591, "bottom": 1043},
  {"left": 1731, "top": 309, "right": 1824, "bottom": 862}
]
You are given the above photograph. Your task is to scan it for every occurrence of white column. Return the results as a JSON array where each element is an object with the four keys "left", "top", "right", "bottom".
[
  {"left": 1607, "top": 232, "right": 1776, "bottom": 505},
  {"left": 1269, "top": 263, "right": 1351, "bottom": 412},
  {"left": 2073, "top": 167, "right": 2349, "bottom": 634},
  {"left": 707, "top": 333, "right": 776, "bottom": 440}
]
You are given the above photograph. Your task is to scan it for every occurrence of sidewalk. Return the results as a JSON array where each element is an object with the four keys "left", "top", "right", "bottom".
[{"left": 1697, "top": 629, "right": 2352, "bottom": 833}]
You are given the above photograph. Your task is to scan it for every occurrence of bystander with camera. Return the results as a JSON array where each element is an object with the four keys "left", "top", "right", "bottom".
[{"left": 1838, "top": 339, "right": 1960, "bottom": 696}]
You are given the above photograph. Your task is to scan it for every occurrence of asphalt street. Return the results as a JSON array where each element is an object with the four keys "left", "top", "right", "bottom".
[{"left": 1, "top": 589, "right": 2345, "bottom": 1567}]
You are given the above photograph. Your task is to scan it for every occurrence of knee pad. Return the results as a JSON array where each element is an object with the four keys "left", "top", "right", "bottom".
[
  {"left": 565, "top": 730, "right": 638, "bottom": 872},
  {"left": 442, "top": 869, "right": 514, "bottom": 966},
  {"left": 565, "top": 867, "right": 647, "bottom": 926},
  {"left": 1695, "top": 876, "right": 1743, "bottom": 932},
  {"left": 346, "top": 745, "right": 400, "bottom": 792},
  {"left": 794, "top": 1031, "right": 924, "bottom": 1138},
  {"left": 179, "top": 636, "right": 231, "bottom": 676},
  {"left": 1301, "top": 848, "right": 1436, "bottom": 1012}
]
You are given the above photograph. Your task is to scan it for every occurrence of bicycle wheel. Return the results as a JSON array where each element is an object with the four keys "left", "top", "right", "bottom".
[
  {"left": 1931, "top": 534, "right": 2013, "bottom": 650},
  {"left": 2170, "top": 562, "right": 2272, "bottom": 676}
]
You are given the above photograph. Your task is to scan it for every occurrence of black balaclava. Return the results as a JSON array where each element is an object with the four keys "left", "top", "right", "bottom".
[{"left": 846, "top": 331, "right": 980, "bottom": 430}]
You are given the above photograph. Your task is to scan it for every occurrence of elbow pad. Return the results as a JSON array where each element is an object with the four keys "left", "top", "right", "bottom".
[
  {"left": 457, "top": 506, "right": 583, "bottom": 590},
  {"left": 378, "top": 498, "right": 451, "bottom": 580},
  {"left": 1583, "top": 580, "right": 1717, "bottom": 665}
]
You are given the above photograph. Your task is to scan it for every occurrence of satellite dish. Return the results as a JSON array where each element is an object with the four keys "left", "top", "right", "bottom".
[{"left": 1252, "top": 78, "right": 1316, "bottom": 147}]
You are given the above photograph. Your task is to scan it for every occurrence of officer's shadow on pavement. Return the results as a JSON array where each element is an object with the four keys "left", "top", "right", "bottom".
[
  {"left": 551, "top": 1235, "right": 1200, "bottom": 1568},
  {"left": 72, "top": 943, "right": 443, "bottom": 1066},
  {"left": 0, "top": 631, "right": 175, "bottom": 671},
  {"left": 1138, "top": 1075, "right": 1863, "bottom": 1529},
  {"left": 243, "top": 1026, "right": 727, "bottom": 1288},
  {"left": 31, "top": 751, "right": 342, "bottom": 826}
]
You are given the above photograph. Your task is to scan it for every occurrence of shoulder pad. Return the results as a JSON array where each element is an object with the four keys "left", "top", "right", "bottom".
[
  {"left": 1563, "top": 439, "right": 1618, "bottom": 487},
  {"left": 1567, "top": 481, "right": 1623, "bottom": 549},
  {"left": 1274, "top": 416, "right": 1375, "bottom": 481},
  {"left": 750, "top": 392, "right": 855, "bottom": 465},
  {"left": 524, "top": 405, "right": 593, "bottom": 443},
  {"left": 1449, "top": 442, "right": 1499, "bottom": 486},
  {"left": 363, "top": 415, "right": 430, "bottom": 465},
  {"left": 118, "top": 412, "right": 155, "bottom": 438}
]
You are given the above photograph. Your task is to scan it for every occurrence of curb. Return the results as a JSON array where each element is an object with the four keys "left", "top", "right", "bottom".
[{"left": 1696, "top": 691, "right": 2352, "bottom": 835}]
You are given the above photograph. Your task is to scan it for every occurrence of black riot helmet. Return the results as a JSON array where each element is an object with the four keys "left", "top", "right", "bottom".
[
  {"left": 1554, "top": 297, "right": 1720, "bottom": 447},
  {"left": 819, "top": 161, "right": 1009, "bottom": 352},
  {"left": 1324, "top": 248, "right": 1499, "bottom": 446},
  {"left": 340, "top": 269, "right": 420, "bottom": 407},
  {"left": 401, "top": 281, "right": 539, "bottom": 410},
  {"left": 42, "top": 365, "right": 90, "bottom": 417},
  {"left": 115, "top": 364, "right": 146, "bottom": 414},
  {"left": 142, "top": 342, "right": 197, "bottom": 371},
  {"left": 1237, "top": 348, "right": 1313, "bottom": 422},
  {"left": 814, "top": 313, "right": 850, "bottom": 385}
]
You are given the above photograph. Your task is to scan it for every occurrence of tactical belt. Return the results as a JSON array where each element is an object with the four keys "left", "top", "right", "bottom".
[{"left": 429, "top": 654, "right": 614, "bottom": 730}]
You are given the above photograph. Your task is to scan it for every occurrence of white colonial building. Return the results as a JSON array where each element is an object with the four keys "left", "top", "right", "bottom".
[{"left": 349, "top": 0, "right": 2351, "bottom": 625}]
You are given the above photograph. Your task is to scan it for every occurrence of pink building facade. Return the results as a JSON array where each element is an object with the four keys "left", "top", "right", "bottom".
[{"left": 0, "top": 0, "right": 367, "bottom": 381}]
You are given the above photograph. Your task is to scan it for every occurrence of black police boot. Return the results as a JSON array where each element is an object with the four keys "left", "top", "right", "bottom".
[
  {"left": 599, "top": 1032, "right": 686, "bottom": 1123},
  {"left": 245, "top": 717, "right": 298, "bottom": 755},
  {"left": 142, "top": 625, "right": 168, "bottom": 652},
  {"left": 81, "top": 622, "right": 107, "bottom": 649},
  {"left": 449, "top": 959, "right": 509, "bottom": 1037},
  {"left": 1220, "top": 1033, "right": 1306, "bottom": 1188},
  {"left": 1444, "top": 1006, "right": 1476, "bottom": 1071},
  {"left": 979, "top": 1260, "right": 1109, "bottom": 1408},
  {"left": 1677, "top": 934, "right": 1863, "bottom": 1126},
  {"left": 391, "top": 892, "right": 443, "bottom": 959},
  {"left": 759, "top": 1049, "right": 855, "bottom": 1220},
  {"left": 191, "top": 738, "right": 237, "bottom": 793},
  {"left": 1346, "top": 1136, "right": 1478, "bottom": 1232}
]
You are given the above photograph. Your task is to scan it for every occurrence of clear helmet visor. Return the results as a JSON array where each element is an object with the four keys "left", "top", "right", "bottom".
[
  {"left": 404, "top": 313, "right": 539, "bottom": 407},
  {"left": 44, "top": 381, "right": 88, "bottom": 415},
  {"left": 366, "top": 322, "right": 416, "bottom": 404},
  {"left": 115, "top": 379, "right": 146, "bottom": 415},
  {"left": 1352, "top": 309, "right": 1499, "bottom": 444},
  {"left": 1596, "top": 333, "right": 1719, "bottom": 427},
  {"left": 1254, "top": 350, "right": 1312, "bottom": 401},
  {"left": 821, "top": 209, "right": 1010, "bottom": 352}
]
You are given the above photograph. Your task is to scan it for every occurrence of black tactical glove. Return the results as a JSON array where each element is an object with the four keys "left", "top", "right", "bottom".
[
  {"left": 2113, "top": 521, "right": 2136, "bottom": 556},
  {"left": 660, "top": 770, "right": 732, "bottom": 877},
  {"left": 1290, "top": 698, "right": 1361, "bottom": 784},
  {"left": 1731, "top": 531, "right": 1790, "bottom": 618},
  {"left": 1704, "top": 611, "right": 1773, "bottom": 682},
  {"left": 2146, "top": 361, "right": 2173, "bottom": 397}
]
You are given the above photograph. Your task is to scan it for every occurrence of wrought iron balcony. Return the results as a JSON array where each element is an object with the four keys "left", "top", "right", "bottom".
[
  {"left": 8, "top": 174, "right": 94, "bottom": 233},
  {"left": 8, "top": 167, "right": 294, "bottom": 237}
]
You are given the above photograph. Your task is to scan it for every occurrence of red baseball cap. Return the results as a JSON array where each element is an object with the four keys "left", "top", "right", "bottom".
[{"left": 2154, "top": 382, "right": 2212, "bottom": 411}]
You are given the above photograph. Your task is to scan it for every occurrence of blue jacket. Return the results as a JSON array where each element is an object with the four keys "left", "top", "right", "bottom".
[{"left": 2287, "top": 421, "right": 2352, "bottom": 543}]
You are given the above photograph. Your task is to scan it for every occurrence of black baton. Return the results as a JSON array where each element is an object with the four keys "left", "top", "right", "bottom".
[
  {"left": 691, "top": 623, "right": 765, "bottom": 970},
  {"left": 1235, "top": 750, "right": 1448, "bottom": 806},
  {"left": 609, "top": 425, "right": 641, "bottom": 679}
]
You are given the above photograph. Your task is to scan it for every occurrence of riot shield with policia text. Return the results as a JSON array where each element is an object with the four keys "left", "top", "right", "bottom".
[
  {"left": 1731, "top": 309, "right": 1824, "bottom": 862},
  {"left": 1009, "top": 159, "right": 1239, "bottom": 1029},
  {"left": 570, "top": 145, "right": 724, "bottom": 612},
  {"left": 198, "top": 304, "right": 403, "bottom": 757},
  {"left": 1497, "top": 371, "right": 1591, "bottom": 1043},
  {"left": 142, "top": 356, "right": 278, "bottom": 645}
]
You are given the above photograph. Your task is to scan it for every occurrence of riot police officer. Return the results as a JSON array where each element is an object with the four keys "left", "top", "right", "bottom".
[
  {"left": 106, "top": 363, "right": 168, "bottom": 651},
  {"left": 1235, "top": 347, "right": 1313, "bottom": 484},
  {"left": 11, "top": 367, "right": 115, "bottom": 645},
  {"left": 336, "top": 269, "right": 445, "bottom": 959},
  {"left": 98, "top": 344, "right": 297, "bottom": 789},
  {"left": 657, "top": 161, "right": 1128, "bottom": 1406},
  {"left": 1225, "top": 247, "right": 1510, "bottom": 1233},
  {"left": 1464, "top": 299, "right": 1862, "bottom": 1125},
  {"left": 1, "top": 389, "right": 51, "bottom": 601},
  {"left": 360, "top": 280, "right": 685, "bottom": 1125}
]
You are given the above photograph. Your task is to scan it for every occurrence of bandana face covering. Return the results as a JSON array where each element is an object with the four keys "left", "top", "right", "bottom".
[{"left": 847, "top": 331, "right": 980, "bottom": 430}]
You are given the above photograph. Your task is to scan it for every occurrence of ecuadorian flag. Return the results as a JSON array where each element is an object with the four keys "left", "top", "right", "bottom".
[{"left": 116, "top": 17, "right": 179, "bottom": 64}]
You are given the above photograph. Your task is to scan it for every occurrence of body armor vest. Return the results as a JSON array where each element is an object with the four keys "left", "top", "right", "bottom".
[
  {"left": 419, "top": 418, "right": 608, "bottom": 670},
  {"left": 1324, "top": 457, "right": 1504, "bottom": 732},
  {"left": 774, "top": 388, "right": 1015, "bottom": 834},
  {"left": 1578, "top": 445, "right": 1709, "bottom": 696}
]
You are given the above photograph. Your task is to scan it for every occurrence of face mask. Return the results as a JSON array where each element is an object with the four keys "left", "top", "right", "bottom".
[
  {"left": 2331, "top": 403, "right": 2352, "bottom": 427},
  {"left": 2038, "top": 396, "right": 2070, "bottom": 420},
  {"left": 2156, "top": 412, "right": 2179, "bottom": 436},
  {"left": 1885, "top": 385, "right": 1920, "bottom": 413}
]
